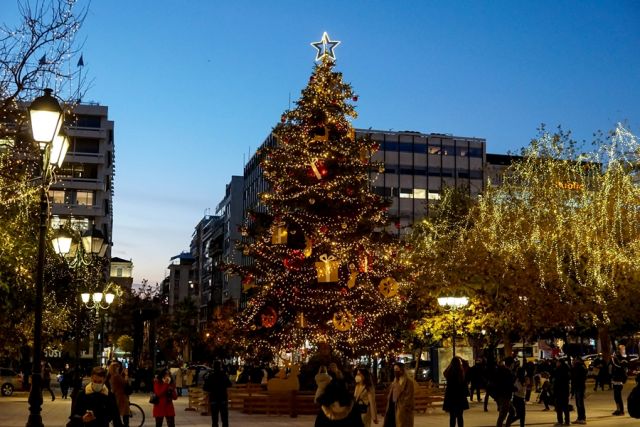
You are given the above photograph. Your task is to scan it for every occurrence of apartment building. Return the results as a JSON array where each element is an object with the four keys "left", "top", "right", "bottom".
[
  {"left": 366, "top": 130, "right": 486, "bottom": 233},
  {"left": 49, "top": 103, "right": 114, "bottom": 255},
  {"left": 242, "top": 129, "right": 488, "bottom": 232}
]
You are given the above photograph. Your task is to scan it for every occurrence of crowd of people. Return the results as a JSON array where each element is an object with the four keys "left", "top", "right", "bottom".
[
  {"left": 441, "top": 343, "right": 639, "bottom": 427},
  {"left": 22, "top": 344, "right": 640, "bottom": 427}
]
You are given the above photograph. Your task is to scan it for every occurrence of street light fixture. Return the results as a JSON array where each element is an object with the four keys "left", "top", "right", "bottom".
[
  {"left": 26, "top": 88, "right": 66, "bottom": 427},
  {"left": 438, "top": 296, "right": 469, "bottom": 357},
  {"left": 52, "top": 225, "right": 110, "bottom": 393}
]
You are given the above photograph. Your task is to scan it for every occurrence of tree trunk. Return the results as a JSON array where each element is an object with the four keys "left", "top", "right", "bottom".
[
  {"left": 598, "top": 325, "right": 612, "bottom": 362},
  {"left": 503, "top": 334, "right": 512, "bottom": 360}
]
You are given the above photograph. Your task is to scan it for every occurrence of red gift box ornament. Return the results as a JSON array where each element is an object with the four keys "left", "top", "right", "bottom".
[
  {"left": 359, "top": 252, "right": 372, "bottom": 273},
  {"left": 308, "top": 159, "right": 328, "bottom": 180}
]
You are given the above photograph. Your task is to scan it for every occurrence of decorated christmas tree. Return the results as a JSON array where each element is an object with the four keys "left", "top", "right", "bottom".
[{"left": 233, "top": 33, "right": 407, "bottom": 357}]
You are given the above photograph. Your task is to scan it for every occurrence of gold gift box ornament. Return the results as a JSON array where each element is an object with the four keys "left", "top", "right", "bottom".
[
  {"left": 315, "top": 253, "right": 339, "bottom": 283},
  {"left": 271, "top": 223, "right": 288, "bottom": 244}
]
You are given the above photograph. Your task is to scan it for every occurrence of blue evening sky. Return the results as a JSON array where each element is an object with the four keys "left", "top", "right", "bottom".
[{"left": 4, "top": 1, "right": 640, "bottom": 286}]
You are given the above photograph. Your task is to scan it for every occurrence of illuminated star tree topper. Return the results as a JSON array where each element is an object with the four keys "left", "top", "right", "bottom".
[{"left": 311, "top": 31, "right": 341, "bottom": 61}]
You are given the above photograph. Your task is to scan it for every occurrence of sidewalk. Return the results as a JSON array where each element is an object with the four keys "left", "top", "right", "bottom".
[{"left": 0, "top": 383, "right": 637, "bottom": 427}]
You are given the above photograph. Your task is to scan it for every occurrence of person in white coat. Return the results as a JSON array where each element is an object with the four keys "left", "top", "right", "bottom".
[{"left": 354, "top": 368, "right": 378, "bottom": 427}]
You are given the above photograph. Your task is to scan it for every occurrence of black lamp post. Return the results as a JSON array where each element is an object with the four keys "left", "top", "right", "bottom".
[
  {"left": 51, "top": 227, "right": 109, "bottom": 402},
  {"left": 26, "top": 88, "right": 65, "bottom": 427},
  {"left": 438, "top": 296, "right": 469, "bottom": 357}
]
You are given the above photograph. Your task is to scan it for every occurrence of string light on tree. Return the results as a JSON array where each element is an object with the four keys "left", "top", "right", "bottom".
[{"left": 227, "top": 34, "right": 407, "bottom": 357}]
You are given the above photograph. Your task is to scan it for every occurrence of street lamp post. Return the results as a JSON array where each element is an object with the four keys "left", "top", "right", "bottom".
[
  {"left": 26, "top": 88, "right": 66, "bottom": 427},
  {"left": 437, "top": 296, "right": 469, "bottom": 357},
  {"left": 81, "top": 290, "right": 115, "bottom": 366},
  {"left": 51, "top": 227, "right": 109, "bottom": 400}
]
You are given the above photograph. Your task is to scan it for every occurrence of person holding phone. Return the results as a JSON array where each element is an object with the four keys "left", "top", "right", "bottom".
[
  {"left": 152, "top": 368, "right": 178, "bottom": 427},
  {"left": 68, "top": 366, "right": 122, "bottom": 427}
]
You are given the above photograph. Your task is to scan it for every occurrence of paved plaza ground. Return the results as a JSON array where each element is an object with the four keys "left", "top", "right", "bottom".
[{"left": 0, "top": 380, "right": 637, "bottom": 427}]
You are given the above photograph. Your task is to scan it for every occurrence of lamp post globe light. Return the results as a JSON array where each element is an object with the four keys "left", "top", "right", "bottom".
[
  {"left": 438, "top": 296, "right": 469, "bottom": 357},
  {"left": 52, "top": 225, "right": 112, "bottom": 392},
  {"left": 26, "top": 88, "right": 66, "bottom": 427}
]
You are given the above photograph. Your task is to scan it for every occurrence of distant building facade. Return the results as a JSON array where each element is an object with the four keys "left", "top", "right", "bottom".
[
  {"left": 109, "top": 256, "right": 133, "bottom": 292},
  {"left": 163, "top": 252, "right": 196, "bottom": 316},
  {"left": 50, "top": 103, "right": 115, "bottom": 258}
]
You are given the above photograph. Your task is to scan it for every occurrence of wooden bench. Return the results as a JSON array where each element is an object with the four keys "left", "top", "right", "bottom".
[{"left": 415, "top": 385, "right": 444, "bottom": 413}]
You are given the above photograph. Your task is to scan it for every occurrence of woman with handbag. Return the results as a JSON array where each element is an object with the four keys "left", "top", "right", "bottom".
[
  {"left": 152, "top": 369, "right": 178, "bottom": 427},
  {"left": 354, "top": 368, "right": 378, "bottom": 427}
]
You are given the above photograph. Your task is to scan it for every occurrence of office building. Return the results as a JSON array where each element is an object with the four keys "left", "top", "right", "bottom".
[{"left": 49, "top": 103, "right": 115, "bottom": 256}]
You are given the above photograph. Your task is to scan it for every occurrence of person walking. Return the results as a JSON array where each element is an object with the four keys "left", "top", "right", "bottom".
[
  {"left": 69, "top": 366, "right": 123, "bottom": 427},
  {"left": 108, "top": 361, "right": 131, "bottom": 427},
  {"left": 203, "top": 360, "right": 232, "bottom": 427},
  {"left": 152, "top": 369, "right": 178, "bottom": 427},
  {"left": 493, "top": 357, "right": 516, "bottom": 427},
  {"left": 383, "top": 362, "right": 414, "bottom": 427},
  {"left": 571, "top": 356, "right": 588, "bottom": 424},
  {"left": 41, "top": 360, "right": 55, "bottom": 401},
  {"left": 552, "top": 358, "right": 571, "bottom": 426},
  {"left": 443, "top": 356, "right": 469, "bottom": 427},
  {"left": 354, "top": 368, "right": 378, "bottom": 427},
  {"left": 466, "top": 359, "right": 484, "bottom": 403},
  {"left": 592, "top": 354, "right": 606, "bottom": 391},
  {"left": 506, "top": 367, "right": 527, "bottom": 427},
  {"left": 60, "top": 363, "right": 71, "bottom": 399}
]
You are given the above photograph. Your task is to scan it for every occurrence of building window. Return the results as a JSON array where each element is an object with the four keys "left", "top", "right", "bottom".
[
  {"left": 58, "top": 163, "right": 99, "bottom": 180},
  {"left": 428, "top": 192, "right": 441, "bottom": 200},
  {"left": 76, "top": 190, "right": 94, "bottom": 206},
  {"left": 49, "top": 190, "right": 67, "bottom": 204},
  {"left": 428, "top": 145, "right": 441, "bottom": 155},
  {"left": 116, "top": 267, "right": 123, "bottom": 277},
  {"left": 399, "top": 188, "right": 427, "bottom": 199},
  {"left": 74, "top": 115, "right": 101, "bottom": 128},
  {"left": 73, "top": 137, "right": 99, "bottom": 153}
]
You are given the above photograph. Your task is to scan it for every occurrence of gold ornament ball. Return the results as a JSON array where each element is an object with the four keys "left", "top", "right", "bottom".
[{"left": 309, "top": 198, "right": 316, "bottom": 205}]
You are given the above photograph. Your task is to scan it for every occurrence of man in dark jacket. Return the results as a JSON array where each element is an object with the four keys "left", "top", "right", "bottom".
[
  {"left": 611, "top": 351, "right": 629, "bottom": 416},
  {"left": 571, "top": 357, "right": 588, "bottom": 424},
  {"left": 494, "top": 357, "right": 516, "bottom": 427},
  {"left": 553, "top": 358, "right": 571, "bottom": 426},
  {"left": 69, "top": 366, "right": 122, "bottom": 427},
  {"left": 203, "top": 360, "right": 232, "bottom": 427}
]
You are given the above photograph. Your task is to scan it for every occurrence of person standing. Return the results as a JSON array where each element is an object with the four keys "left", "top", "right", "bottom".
[
  {"left": 354, "top": 368, "right": 378, "bottom": 427},
  {"left": 552, "top": 358, "right": 571, "bottom": 426},
  {"left": 493, "top": 357, "right": 515, "bottom": 427},
  {"left": 443, "top": 357, "right": 469, "bottom": 427},
  {"left": 41, "top": 360, "right": 55, "bottom": 401},
  {"left": 108, "top": 361, "right": 131, "bottom": 427},
  {"left": 611, "top": 353, "right": 628, "bottom": 416},
  {"left": 152, "top": 369, "right": 178, "bottom": 427},
  {"left": 69, "top": 366, "right": 123, "bottom": 427},
  {"left": 60, "top": 363, "right": 71, "bottom": 399},
  {"left": 571, "top": 356, "right": 588, "bottom": 424},
  {"left": 203, "top": 360, "right": 232, "bottom": 427},
  {"left": 315, "top": 368, "right": 363, "bottom": 427},
  {"left": 383, "top": 362, "right": 414, "bottom": 427},
  {"left": 506, "top": 367, "right": 527, "bottom": 427}
]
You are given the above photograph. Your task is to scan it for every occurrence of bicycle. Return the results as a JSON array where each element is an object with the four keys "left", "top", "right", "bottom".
[{"left": 128, "top": 402, "right": 145, "bottom": 427}]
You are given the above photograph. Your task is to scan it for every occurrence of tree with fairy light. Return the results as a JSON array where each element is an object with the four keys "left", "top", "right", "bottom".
[{"left": 232, "top": 33, "right": 407, "bottom": 358}]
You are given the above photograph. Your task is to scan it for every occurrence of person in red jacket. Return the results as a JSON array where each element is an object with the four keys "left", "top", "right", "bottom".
[{"left": 152, "top": 369, "right": 178, "bottom": 427}]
